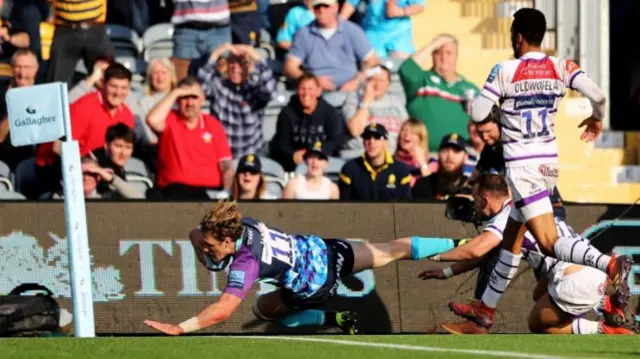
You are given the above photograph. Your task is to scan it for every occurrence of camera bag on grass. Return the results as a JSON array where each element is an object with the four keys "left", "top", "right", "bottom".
[{"left": 0, "top": 283, "right": 61, "bottom": 337}]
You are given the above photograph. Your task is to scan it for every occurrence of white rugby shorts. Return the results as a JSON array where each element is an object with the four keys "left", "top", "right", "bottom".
[
  {"left": 506, "top": 163, "right": 558, "bottom": 222},
  {"left": 547, "top": 264, "right": 606, "bottom": 316}
]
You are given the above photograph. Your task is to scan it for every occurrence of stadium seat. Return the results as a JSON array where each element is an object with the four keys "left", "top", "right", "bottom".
[
  {"left": 382, "top": 57, "right": 405, "bottom": 73},
  {"left": 294, "top": 156, "right": 346, "bottom": 183},
  {"left": 14, "top": 158, "right": 37, "bottom": 194},
  {"left": 323, "top": 91, "right": 348, "bottom": 109},
  {"left": 125, "top": 175, "right": 153, "bottom": 197},
  {"left": 0, "top": 160, "right": 13, "bottom": 191},
  {"left": 106, "top": 24, "right": 143, "bottom": 57},
  {"left": 125, "top": 157, "right": 150, "bottom": 178},
  {"left": 265, "top": 180, "right": 283, "bottom": 198},
  {"left": 0, "top": 190, "right": 26, "bottom": 200},
  {"left": 143, "top": 23, "right": 174, "bottom": 62}
]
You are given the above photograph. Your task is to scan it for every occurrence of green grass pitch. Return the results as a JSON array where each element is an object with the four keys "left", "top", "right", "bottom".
[{"left": 3, "top": 335, "right": 640, "bottom": 359}]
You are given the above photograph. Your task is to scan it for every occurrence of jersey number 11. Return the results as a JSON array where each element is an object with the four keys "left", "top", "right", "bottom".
[{"left": 521, "top": 109, "right": 551, "bottom": 139}]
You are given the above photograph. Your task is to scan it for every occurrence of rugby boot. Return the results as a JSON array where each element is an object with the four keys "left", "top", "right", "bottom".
[
  {"left": 441, "top": 320, "right": 489, "bottom": 335},
  {"left": 448, "top": 300, "right": 495, "bottom": 328},
  {"left": 335, "top": 311, "right": 359, "bottom": 335},
  {"left": 606, "top": 255, "right": 633, "bottom": 309}
]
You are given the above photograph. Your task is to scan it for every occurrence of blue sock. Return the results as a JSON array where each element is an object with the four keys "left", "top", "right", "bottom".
[
  {"left": 410, "top": 236, "right": 454, "bottom": 260},
  {"left": 278, "top": 309, "right": 326, "bottom": 328}
]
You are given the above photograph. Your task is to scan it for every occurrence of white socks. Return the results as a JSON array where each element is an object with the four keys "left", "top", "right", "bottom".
[
  {"left": 481, "top": 249, "right": 522, "bottom": 308},
  {"left": 553, "top": 236, "right": 611, "bottom": 273},
  {"left": 571, "top": 318, "right": 601, "bottom": 334}
]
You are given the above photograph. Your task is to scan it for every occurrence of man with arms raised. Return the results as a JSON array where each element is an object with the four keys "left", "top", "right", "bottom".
[{"left": 449, "top": 8, "right": 633, "bottom": 329}]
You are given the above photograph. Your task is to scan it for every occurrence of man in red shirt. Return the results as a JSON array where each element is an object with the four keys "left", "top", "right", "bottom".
[
  {"left": 35, "top": 63, "right": 135, "bottom": 196},
  {"left": 146, "top": 76, "right": 233, "bottom": 200}
]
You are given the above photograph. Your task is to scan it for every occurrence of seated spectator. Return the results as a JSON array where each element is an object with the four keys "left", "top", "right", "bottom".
[
  {"left": 198, "top": 43, "right": 276, "bottom": 157},
  {"left": 340, "top": 0, "right": 424, "bottom": 59},
  {"left": 229, "top": 154, "right": 277, "bottom": 200},
  {"left": 283, "top": 0, "right": 378, "bottom": 92},
  {"left": 339, "top": 123, "right": 411, "bottom": 200},
  {"left": 282, "top": 142, "right": 339, "bottom": 200},
  {"left": 135, "top": 58, "right": 178, "bottom": 147},
  {"left": 35, "top": 63, "right": 135, "bottom": 196},
  {"left": 393, "top": 118, "right": 437, "bottom": 186},
  {"left": 399, "top": 35, "right": 478, "bottom": 152},
  {"left": 464, "top": 119, "right": 484, "bottom": 176},
  {"left": 51, "top": 156, "right": 144, "bottom": 200},
  {"left": 9, "top": 0, "right": 49, "bottom": 62},
  {"left": 276, "top": 0, "right": 315, "bottom": 51},
  {"left": 229, "top": 0, "right": 262, "bottom": 46},
  {"left": 92, "top": 123, "right": 138, "bottom": 195},
  {"left": 0, "top": 49, "right": 39, "bottom": 171},
  {"left": 68, "top": 57, "right": 139, "bottom": 112},
  {"left": 341, "top": 65, "right": 407, "bottom": 158},
  {"left": 146, "top": 76, "right": 234, "bottom": 200},
  {"left": 412, "top": 133, "right": 468, "bottom": 200},
  {"left": 0, "top": 17, "right": 30, "bottom": 63},
  {"left": 271, "top": 73, "right": 344, "bottom": 172}
]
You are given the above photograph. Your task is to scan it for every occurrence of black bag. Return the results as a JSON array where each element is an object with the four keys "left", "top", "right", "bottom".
[{"left": 0, "top": 283, "right": 61, "bottom": 337}]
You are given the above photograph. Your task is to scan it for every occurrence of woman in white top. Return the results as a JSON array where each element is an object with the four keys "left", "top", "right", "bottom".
[{"left": 283, "top": 143, "right": 339, "bottom": 200}]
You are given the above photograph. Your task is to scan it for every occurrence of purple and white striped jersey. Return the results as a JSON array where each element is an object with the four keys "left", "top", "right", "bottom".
[{"left": 471, "top": 51, "right": 606, "bottom": 168}]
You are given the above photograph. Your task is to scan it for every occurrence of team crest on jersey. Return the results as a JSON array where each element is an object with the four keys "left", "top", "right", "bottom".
[
  {"left": 486, "top": 64, "right": 501, "bottom": 83},
  {"left": 387, "top": 174, "right": 396, "bottom": 189},
  {"left": 202, "top": 132, "right": 212, "bottom": 143},
  {"left": 565, "top": 59, "right": 580, "bottom": 74}
]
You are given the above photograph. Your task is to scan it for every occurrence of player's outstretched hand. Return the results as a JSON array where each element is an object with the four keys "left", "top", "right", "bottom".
[
  {"left": 144, "top": 320, "right": 184, "bottom": 336},
  {"left": 578, "top": 117, "right": 603, "bottom": 142},
  {"left": 418, "top": 268, "right": 446, "bottom": 280}
]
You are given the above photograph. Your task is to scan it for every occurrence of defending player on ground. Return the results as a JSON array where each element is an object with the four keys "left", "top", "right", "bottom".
[
  {"left": 143, "top": 200, "right": 452, "bottom": 335},
  {"left": 417, "top": 173, "right": 637, "bottom": 335},
  {"left": 451, "top": 7, "right": 633, "bottom": 329}
]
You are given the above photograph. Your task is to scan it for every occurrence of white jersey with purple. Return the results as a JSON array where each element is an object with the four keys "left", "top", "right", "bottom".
[
  {"left": 222, "top": 217, "right": 330, "bottom": 301},
  {"left": 471, "top": 51, "right": 606, "bottom": 222},
  {"left": 482, "top": 202, "right": 607, "bottom": 315}
]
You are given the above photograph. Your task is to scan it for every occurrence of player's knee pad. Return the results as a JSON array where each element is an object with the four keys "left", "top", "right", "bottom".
[{"left": 252, "top": 298, "right": 278, "bottom": 321}]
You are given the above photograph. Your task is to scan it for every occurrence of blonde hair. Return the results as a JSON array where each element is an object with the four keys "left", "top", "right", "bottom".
[
  {"left": 144, "top": 58, "right": 177, "bottom": 95},
  {"left": 199, "top": 200, "right": 244, "bottom": 242},
  {"left": 231, "top": 172, "right": 267, "bottom": 200},
  {"left": 397, "top": 118, "right": 428, "bottom": 154}
]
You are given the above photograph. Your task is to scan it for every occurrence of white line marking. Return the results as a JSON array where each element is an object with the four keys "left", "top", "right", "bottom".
[{"left": 219, "top": 336, "right": 603, "bottom": 359}]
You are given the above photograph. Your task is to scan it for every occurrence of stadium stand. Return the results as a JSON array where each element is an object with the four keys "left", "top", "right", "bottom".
[
  {"left": 0, "top": 160, "right": 13, "bottom": 191},
  {"left": 142, "top": 23, "right": 174, "bottom": 62}
]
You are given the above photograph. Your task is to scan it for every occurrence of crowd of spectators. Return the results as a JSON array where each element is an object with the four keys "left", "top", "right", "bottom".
[{"left": 0, "top": 0, "right": 496, "bottom": 202}]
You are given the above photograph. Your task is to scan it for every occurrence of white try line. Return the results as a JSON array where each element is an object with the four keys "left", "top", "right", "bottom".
[{"left": 220, "top": 336, "right": 604, "bottom": 359}]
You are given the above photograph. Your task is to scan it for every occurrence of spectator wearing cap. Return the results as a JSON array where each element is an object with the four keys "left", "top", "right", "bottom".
[
  {"left": 271, "top": 73, "right": 344, "bottom": 172},
  {"left": 340, "top": 0, "right": 424, "bottom": 59},
  {"left": 399, "top": 34, "right": 478, "bottom": 152},
  {"left": 229, "top": 154, "right": 277, "bottom": 200},
  {"left": 276, "top": 0, "right": 315, "bottom": 51},
  {"left": 412, "top": 133, "right": 468, "bottom": 200},
  {"left": 339, "top": 123, "right": 411, "bottom": 200},
  {"left": 341, "top": 65, "right": 408, "bottom": 158},
  {"left": 169, "top": 0, "right": 232, "bottom": 82},
  {"left": 198, "top": 43, "right": 276, "bottom": 158},
  {"left": 283, "top": 141, "right": 339, "bottom": 200},
  {"left": 146, "top": 76, "right": 234, "bottom": 200},
  {"left": 283, "top": 0, "right": 379, "bottom": 92},
  {"left": 35, "top": 63, "right": 136, "bottom": 196}
]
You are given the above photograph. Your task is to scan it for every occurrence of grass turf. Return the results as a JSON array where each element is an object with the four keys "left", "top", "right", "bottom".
[{"left": 2, "top": 335, "right": 639, "bottom": 359}]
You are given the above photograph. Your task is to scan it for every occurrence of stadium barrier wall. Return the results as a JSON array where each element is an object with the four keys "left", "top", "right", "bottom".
[{"left": 0, "top": 202, "right": 638, "bottom": 334}]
